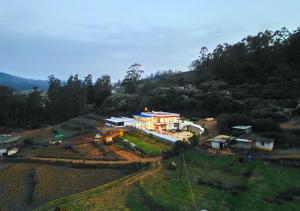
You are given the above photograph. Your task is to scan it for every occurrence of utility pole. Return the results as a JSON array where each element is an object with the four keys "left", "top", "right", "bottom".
[{"left": 179, "top": 147, "right": 183, "bottom": 180}]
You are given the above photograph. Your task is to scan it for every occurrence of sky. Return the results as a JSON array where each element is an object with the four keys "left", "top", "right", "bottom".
[{"left": 0, "top": 0, "right": 299, "bottom": 82}]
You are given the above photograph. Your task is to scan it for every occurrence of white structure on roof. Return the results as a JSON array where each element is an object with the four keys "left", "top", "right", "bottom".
[{"left": 105, "top": 117, "right": 137, "bottom": 128}]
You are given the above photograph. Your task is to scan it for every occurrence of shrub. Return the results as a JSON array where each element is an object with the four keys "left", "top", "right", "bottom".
[
  {"left": 23, "top": 138, "right": 34, "bottom": 146},
  {"left": 253, "top": 119, "right": 282, "bottom": 132},
  {"left": 163, "top": 141, "right": 190, "bottom": 158},
  {"left": 217, "top": 113, "right": 252, "bottom": 132},
  {"left": 262, "top": 131, "right": 287, "bottom": 147},
  {"left": 250, "top": 110, "right": 289, "bottom": 122}
]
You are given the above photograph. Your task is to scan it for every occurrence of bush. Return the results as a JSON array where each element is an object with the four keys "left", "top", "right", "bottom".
[
  {"left": 163, "top": 141, "right": 190, "bottom": 158},
  {"left": 262, "top": 131, "right": 287, "bottom": 147},
  {"left": 250, "top": 110, "right": 289, "bottom": 122},
  {"left": 217, "top": 113, "right": 252, "bottom": 132},
  {"left": 253, "top": 119, "right": 282, "bottom": 132},
  {"left": 23, "top": 138, "right": 34, "bottom": 146},
  {"left": 189, "top": 135, "right": 200, "bottom": 147}
]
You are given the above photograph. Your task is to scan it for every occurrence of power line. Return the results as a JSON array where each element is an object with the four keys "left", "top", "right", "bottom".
[{"left": 183, "top": 153, "right": 198, "bottom": 211}]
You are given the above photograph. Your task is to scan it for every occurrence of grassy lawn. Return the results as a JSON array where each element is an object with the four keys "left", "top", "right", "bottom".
[
  {"left": 123, "top": 132, "right": 170, "bottom": 156},
  {"left": 126, "top": 149, "right": 300, "bottom": 211}
]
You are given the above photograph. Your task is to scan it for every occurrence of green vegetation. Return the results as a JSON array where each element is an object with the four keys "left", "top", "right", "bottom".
[
  {"left": 127, "top": 150, "right": 300, "bottom": 211},
  {"left": 37, "top": 149, "right": 300, "bottom": 210},
  {"left": 123, "top": 132, "right": 170, "bottom": 155}
]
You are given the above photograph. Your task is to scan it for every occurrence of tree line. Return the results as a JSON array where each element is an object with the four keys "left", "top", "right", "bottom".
[
  {"left": 191, "top": 27, "right": 300, "bottom": 85},
  {"left": 0, "top": 63, "right": 144, "bottom": 129},
  {"left": 1, "top": 27, "right": 299, "bottom": 129}
]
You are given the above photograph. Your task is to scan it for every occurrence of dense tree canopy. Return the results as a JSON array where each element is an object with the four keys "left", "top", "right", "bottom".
[{"left": 191, "top": 27, "right": 300, "bottom": 84}]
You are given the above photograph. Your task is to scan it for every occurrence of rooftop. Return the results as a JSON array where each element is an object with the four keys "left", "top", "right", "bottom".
[
  {"left": 134, "top": 114, "right": 151, "bottom": 118},
  {"left": 209, "top": 135, "right": 234, "bottom": 143},
  {"left": 140, "top": 111, "right": 180, "bottom": 117},
  {"left": 105, "top": 117, "right": 136, "bottom": 123},
  {"left": 236, "top": 138, "right": 252, "bottom": 143},
  {"left": 239, "top": 134, "right": 274, "bottom": 143},
  {"left": 232, "top": 125, "right": 252, "bottom": 130}
]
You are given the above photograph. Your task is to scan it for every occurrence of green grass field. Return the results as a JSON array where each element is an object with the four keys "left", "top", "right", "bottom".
[
  {"left": 123, "top": 132, "right": 170, "bottom": 155},
  {"left": 127, "top": 150, "right": 300, "bottom": 211}
]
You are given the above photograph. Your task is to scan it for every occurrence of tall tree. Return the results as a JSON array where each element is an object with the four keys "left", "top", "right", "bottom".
[
  {"left": 122, "top": 63, "right": 144, "bottom": 93},
  {"left": 47, "top": 75, "right": 62, "bottom": 122},
  {"left": 83, "top": 74, "right": 95, "bottom": 104},
  {"left": 94, "top": 74, "right": 112, "bottom": 106}
]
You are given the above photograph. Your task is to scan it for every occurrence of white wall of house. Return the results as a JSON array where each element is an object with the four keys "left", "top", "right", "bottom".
[
  {"left": 0, "top": 149, "right": 7, "bottom": 156},
  {"left": 254, "top": 141, "right": 274, "bottom": 151},
  {"left": 211, "top": 141, "right": 221, "bottom": 149},
  {"left": 7, "top": 148, "right": 18, "bottom": 156}
]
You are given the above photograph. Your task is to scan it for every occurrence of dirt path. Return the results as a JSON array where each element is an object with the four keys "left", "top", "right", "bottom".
[
  {"left": 268, "top": 149, "right": 300, "bottom": 159},
  {"left": 5, "top": 155, "right": 162, "bottom": 167},
  {"left": 108, "top": 145, "right": 141, "bottom": 161},
  {"left": 80, "top": 143, "right": 103, "bottom": 158},
  {"left": 107, "top": 144, "right": 163, "bottom": 162}
]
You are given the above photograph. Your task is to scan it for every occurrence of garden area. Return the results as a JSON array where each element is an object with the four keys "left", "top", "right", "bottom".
[{"left": 122, "top": 131, "right": 171, "bottom": 156}]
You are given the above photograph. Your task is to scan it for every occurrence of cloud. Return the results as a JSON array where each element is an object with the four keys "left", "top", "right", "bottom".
[{"left": 0, "top": 1, "right": 299, "bottom": 81}]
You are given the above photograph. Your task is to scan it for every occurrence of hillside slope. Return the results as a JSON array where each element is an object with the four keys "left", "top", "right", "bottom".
[{"left": 0, "top": 72, "right": 48, "bottom": 90}]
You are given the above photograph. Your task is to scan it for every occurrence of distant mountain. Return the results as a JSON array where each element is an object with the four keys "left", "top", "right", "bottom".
[{"left": 0, "top": 72, "right": 48, "bottom": 90}]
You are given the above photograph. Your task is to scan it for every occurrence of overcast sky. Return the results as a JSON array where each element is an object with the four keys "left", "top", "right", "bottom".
[{"left": 0, "top": 0, "right": 299, "bottom": 81}]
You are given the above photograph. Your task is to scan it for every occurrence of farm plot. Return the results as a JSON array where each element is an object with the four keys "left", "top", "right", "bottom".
[
  {"left": 20, "top": 142, "right": 121, "bottom": 160},
  {"left": 0, "top": 163, "right": 129, "bottom": 211},
  {"left": 123, "top": 131, "right": 171, "bottom": 156}
]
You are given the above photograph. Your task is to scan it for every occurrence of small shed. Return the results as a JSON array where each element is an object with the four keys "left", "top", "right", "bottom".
[
  {"left": 207, "top": 135, "right": 234, "bottom": 150},
  {"left": 0, "top": 148, "right": 7, "bottom": 157},
  {"left": 105, "top": 117, "right": 136, "bottom": 128},
  {"left": 7, "top": 147, "right": 18, "bottom": 156},
  {"left": 232, "top": 125, "right": 252, "bottom": 136}
]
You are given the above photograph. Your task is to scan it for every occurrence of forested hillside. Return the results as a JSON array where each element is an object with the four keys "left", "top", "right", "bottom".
[
  {"left": 0, "top": 27, "right": 299, "bottom": 147},
  {"left": 0, "top": 72, "right": 48, "bottom": 90}
]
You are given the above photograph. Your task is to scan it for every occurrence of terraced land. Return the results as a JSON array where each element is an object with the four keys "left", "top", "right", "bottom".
[
  {"left": 0, "top": 163, "right": 130, "bottom": 211},
  {"left": 38, "top": 149, "right": 300, "bottom": 211}
]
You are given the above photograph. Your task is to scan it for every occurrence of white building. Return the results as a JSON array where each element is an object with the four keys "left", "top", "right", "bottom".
[
  {"left": 0, "top": 148, "right": 7, "bottom": 157},
  {"left": 232, "top": 125, "right": 252, "bottom": 136},
  {"left": 105, "top": 117, "right": 137, "bottom": 128},
  {"left": 239, "top": 134, "right": 274, "bottom": 151},
  {"left": 207, "top": 135, "right": 234, "bottom": 150},
  {"left": 7, "top": 147, "right": 18, "bottom": 156},
  {"left": 106, "top": 111, "right": 205, "bottom": 142}
]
